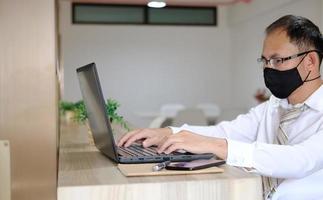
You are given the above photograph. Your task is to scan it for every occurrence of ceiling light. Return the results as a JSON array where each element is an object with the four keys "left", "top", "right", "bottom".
[{"left": 147, "top": 1, "right": 166, "bottom": 8}]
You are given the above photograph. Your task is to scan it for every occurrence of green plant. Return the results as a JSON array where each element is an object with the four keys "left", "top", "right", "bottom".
[
  {"left": 73, "top": 100, "right": 87, "bottom": 123},
  {"left": 59, "top": 101, "right": 75, "bottom": 115},
  {"left": 59, "top": 99, "right": 129, "bottom": 131},
  {"left": 105, "top": 99, "right": 129, "bottom": 131}
]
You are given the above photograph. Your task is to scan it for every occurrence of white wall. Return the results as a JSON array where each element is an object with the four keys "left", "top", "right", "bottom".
[
  {"left": 59, "top": 1, "right": 232, "bottom": 127},
  {"left": 228, "top": 0, "right": 323, "bottom": 111}
]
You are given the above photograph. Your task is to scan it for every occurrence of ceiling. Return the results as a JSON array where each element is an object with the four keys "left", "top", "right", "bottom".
[{"left": 71, "top": 0, "right": 252, "bottom": 7}]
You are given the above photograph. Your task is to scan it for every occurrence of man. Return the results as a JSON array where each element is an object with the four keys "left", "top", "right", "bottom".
[{"left": 118, "top": 15, "right": 323, "bottom": 200}]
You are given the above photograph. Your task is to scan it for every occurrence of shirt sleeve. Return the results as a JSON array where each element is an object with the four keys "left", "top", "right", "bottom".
[
  {"left": 170, "top": 100, "right": 323, "bottom": 179},
  {"left": 169, "top": 101, "right": 268, "bottom": 143},
  {"left": 227, "top": 129, "right": 323, "bottom": 179}
]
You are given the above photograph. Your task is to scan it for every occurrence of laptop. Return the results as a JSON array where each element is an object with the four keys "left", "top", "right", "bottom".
[{"left": 76, "top": 63, "right": 214, "bottom": 163}]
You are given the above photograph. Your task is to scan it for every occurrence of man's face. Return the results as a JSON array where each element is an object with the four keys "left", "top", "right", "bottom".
[{"left": 262, "top": 29, "right": 308, "bottom": 79}]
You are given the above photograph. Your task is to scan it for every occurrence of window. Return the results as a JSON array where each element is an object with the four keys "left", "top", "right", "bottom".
[
  {"left": 72, "top": 3, "right": 217, "bottom": 26},
  {"left": 148, "top": 7, "right": 216, "bottom": 25},
  {"left": 73, "top": 4, "right": 145, "bottom": 24}
]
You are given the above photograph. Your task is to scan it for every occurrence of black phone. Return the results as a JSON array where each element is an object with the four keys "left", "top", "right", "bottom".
[{"left": 165, "top": 158, "right": 225, "bottom": 171}]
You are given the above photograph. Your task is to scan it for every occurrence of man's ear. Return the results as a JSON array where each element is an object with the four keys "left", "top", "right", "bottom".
[{"left": 305, "top": 51, "right": 319, "bottom": 71}]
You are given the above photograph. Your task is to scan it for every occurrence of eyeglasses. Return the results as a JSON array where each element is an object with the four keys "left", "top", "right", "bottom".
[{"left": 257, "top": 50, "right": 318, "bottom": 69}]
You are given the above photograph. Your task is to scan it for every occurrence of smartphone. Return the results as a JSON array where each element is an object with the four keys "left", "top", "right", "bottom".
[{"left": 165, "top": 158, "right": 225, "bottom": 171}]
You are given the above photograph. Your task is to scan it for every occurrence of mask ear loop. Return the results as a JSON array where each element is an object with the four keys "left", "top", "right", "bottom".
[
  {"left": 297, "top": 52, "right": 321, "bottom": 82},
  {"left": 303, "top": 71, "right": 311, "bottom": 82},
  {"left": 304, "top": 73, "right": 321, "bottom": 82}
]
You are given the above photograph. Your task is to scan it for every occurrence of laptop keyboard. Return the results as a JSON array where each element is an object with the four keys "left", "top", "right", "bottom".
[
  {"left": 118, "top": 139, "right": 192, "bottom": 158},
  {"left": 117, "top": 142, "right": 188, "bottom": 157},
  {"left": 118, "top": 144, "right": 162, "bottom": 157}
]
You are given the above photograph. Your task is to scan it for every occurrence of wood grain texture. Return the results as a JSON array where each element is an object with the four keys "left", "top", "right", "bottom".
[
  {"left": 58, "top": 123, "right": 263, "bottom": 200},
  {"left": 0, "top": 0, "right": 58, "bottom": 200},
  {"left": 118, "top": 163, "right": 224, "bottom": 177}
]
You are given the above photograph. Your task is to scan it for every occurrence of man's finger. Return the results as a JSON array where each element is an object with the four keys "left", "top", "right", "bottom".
[
  {"left": 157, "top": 135, "right": 181, "bottom": 153},
  {"left": 124, "top": 130, "right": 151, "bottom": 147},
  {"left": 117, "top": 129, "right": 142, "bottom": 146},
  {"left": 142, "top": 137, "right": 159, "bottom": 148},
  {"left": 164, "top": 143, "right": 184, "bottom": 154}
]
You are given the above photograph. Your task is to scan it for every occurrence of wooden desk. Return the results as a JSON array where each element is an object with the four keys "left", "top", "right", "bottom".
[{"left": 57, "top": 123, "right": 263, "bottom": 200}]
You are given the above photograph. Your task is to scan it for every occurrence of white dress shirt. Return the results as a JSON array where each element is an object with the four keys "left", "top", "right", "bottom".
[{"left": 170, "top": 84, "right": 323, "bottom": 200}]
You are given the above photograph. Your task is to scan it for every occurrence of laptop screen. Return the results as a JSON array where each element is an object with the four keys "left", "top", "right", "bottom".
[{"left": 76, "top": 63, "right": 118, "bottom": 161}]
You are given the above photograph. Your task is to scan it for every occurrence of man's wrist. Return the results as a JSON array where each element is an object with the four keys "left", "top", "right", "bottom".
[{"left": 210, "top": 138, "right": 228, "bottom": 160}]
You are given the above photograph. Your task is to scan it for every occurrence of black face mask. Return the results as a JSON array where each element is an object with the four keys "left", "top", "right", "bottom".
[{"left": 263, "top": 57, "right": 320, "bottom": 99}]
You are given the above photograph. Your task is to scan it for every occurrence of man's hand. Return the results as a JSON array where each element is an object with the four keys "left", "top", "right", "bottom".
[
  {"left": 117, "top": 128, "right": 172, "bottom": 148},
  {"left": 117, "top": 128, "right": 228, "bottom": 160},
  {"left": 157, "top": 130, "right": 228, "bottom": 160}
]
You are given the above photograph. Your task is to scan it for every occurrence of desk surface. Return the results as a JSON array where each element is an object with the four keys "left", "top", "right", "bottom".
[{"left": 58, "top": 123, "right": 263, "bottom": 200}]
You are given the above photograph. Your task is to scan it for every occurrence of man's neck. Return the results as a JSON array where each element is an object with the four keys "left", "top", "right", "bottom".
[{"left": 288, "top": 79, "right": 322, "bottom": 105}]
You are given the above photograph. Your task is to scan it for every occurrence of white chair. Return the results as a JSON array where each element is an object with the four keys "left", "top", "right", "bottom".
[
  {"left": 172, "top": 108, "right": 207, "bottom": 127},
  {"left": 160, "top": 104, "right": 185, "bottom": 118},
  {"left": 149, "top": 116, "right": 168, "bottom": 128},
  {"left": 0, "top": 140, "right": 11, "bottom": 200},
  {"left": 197, "top": 103, "right": 221, "bottom": 125},
  {"left": 149, "top": 104, "right": 185, "bottom": 128}
]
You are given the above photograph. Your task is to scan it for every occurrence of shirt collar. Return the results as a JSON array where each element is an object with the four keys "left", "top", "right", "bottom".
[
  {"left": 269, "top": 84, "right": 323, "bottom": 112},
  {"left": 304, "top": 84, "right": 323, "bottom": 112}
]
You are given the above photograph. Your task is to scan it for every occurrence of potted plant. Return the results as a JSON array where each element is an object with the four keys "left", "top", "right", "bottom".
[
  {"left": 59, "top": 101, "right": 76, "bottom": 122},
  {"left": 60, "top": 99, "right": 130, "bottom": 145},
  {"left": 72, "top": 100, "right": 88, "bottom": 124},
  {"left": 59, "top": 99, "right": 130, "bottom": 128},
  {"left": 105, "top": 99, "right": 129, "bottom": 131}
]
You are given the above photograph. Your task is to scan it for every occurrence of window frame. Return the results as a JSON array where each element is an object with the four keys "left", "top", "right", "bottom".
[{"left": 72, "top": 3, "right": 217, "bottom": 26}]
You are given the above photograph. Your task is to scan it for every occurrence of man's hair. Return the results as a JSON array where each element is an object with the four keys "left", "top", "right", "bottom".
[{"left": 266, "top": 15, "right": 323, "bottom": 66}]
